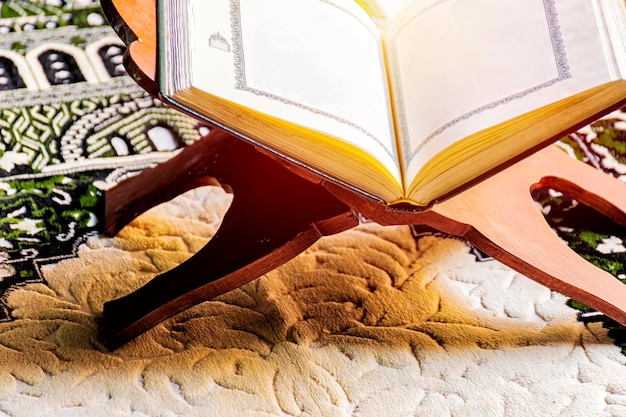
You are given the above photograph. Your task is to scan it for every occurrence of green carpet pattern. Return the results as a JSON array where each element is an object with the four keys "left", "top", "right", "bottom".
[{"left": 0, "top": 1, "right": 204, "bottom": 319}]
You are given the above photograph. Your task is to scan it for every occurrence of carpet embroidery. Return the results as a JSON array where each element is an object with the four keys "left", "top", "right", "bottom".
[{"left": 0, "top": 1, "right": 205, "bottom": 323}]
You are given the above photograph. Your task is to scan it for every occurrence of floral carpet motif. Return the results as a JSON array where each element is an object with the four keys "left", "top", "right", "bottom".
[{"left": 0, "top": 2, "right": 625, "bottom": 416}]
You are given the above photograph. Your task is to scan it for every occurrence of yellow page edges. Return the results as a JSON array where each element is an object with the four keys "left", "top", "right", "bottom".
[
  {"left": 174, "top": 87, "right": 404, "bottom": 202},
  {"left": 407, "top": 80, "right": 626, "bottom": 204}
]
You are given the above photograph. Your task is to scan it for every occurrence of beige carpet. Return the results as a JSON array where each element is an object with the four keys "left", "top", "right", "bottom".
[{"left": 0, "top": 185, "right": 624, "bottom": 416}]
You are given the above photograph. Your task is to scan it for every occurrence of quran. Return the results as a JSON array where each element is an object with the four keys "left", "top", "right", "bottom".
[{"left": 157, "top": 0, "right": 626, "bottom": 207}]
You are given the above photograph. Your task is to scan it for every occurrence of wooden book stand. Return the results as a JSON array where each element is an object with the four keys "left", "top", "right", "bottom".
[{"left": 101, "top": 0, "right": 626, "bottom": 350}]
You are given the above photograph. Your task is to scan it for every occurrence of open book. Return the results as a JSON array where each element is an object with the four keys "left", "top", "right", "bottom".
[{"left": 158, "top": 0, "right": 626, "bottom": 207}]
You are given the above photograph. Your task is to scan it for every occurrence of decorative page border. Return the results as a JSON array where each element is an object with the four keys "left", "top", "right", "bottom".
[
  {"left": 229, "top": 0, "right": 398, "bottom": 161},
  {"left": 395, "top": 0, "right": 571, "bottom": 165}
]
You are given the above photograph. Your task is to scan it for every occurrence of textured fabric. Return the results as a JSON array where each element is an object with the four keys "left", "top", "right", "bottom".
[
  {"left": 0, "top": 2, "right": 626, "bottom": 416},
  {"left": 3, "top": 203, "right": 626, "bottom": 416}
]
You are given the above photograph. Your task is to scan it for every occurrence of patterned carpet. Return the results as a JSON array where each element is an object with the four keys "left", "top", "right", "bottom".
[{"left": 0, "top": 1, "right": 626, "bottom": 416}]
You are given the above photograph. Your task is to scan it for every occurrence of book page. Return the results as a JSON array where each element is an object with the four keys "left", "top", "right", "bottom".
[
  {"left": 386, "top": 0, "right": 616, "bottom": 181},
  {"left": 184, "top": 0, "right": 400, "bottom": 180}
]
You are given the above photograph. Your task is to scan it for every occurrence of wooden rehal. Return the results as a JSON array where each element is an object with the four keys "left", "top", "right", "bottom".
[{"left": 101, "top": 0, "right": 626, "bottom": 350}]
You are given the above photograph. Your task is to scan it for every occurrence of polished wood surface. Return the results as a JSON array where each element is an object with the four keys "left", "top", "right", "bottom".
[{"left": 101, "top": 0, "right": 626, "bottom": 350}]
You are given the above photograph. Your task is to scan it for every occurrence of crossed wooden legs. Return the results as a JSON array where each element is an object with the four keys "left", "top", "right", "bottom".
[{"left": 102, "top": 130, "right": 626, "bottom": 350}]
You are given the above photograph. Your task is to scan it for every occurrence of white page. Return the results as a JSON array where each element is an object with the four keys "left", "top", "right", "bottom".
[
  {"left": 185, "top": 0, "right": 400, "bottom": 179},
  {"left": 385, "top": 0, "right": 615, "bottom": 180}
]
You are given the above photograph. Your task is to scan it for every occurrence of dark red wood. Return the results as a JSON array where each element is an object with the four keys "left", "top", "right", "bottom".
[{"left": 103, "top": 131, "right": 357, "bottom": 348}]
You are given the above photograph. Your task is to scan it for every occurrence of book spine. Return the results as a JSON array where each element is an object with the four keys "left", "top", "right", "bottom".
[{"left": 592, "top": 0, "right": 626, "bottom": 79}]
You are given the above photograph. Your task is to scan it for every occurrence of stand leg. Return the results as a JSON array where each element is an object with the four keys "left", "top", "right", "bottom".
[
  {"left": 102, "top": 133, "right": 356, "bottom": 349},
  {"left": 327, "top": 146, "right": 626, "bottom": 327},
  {"left": 435, "top": 147, "right": 626, "bottom": 326}
]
